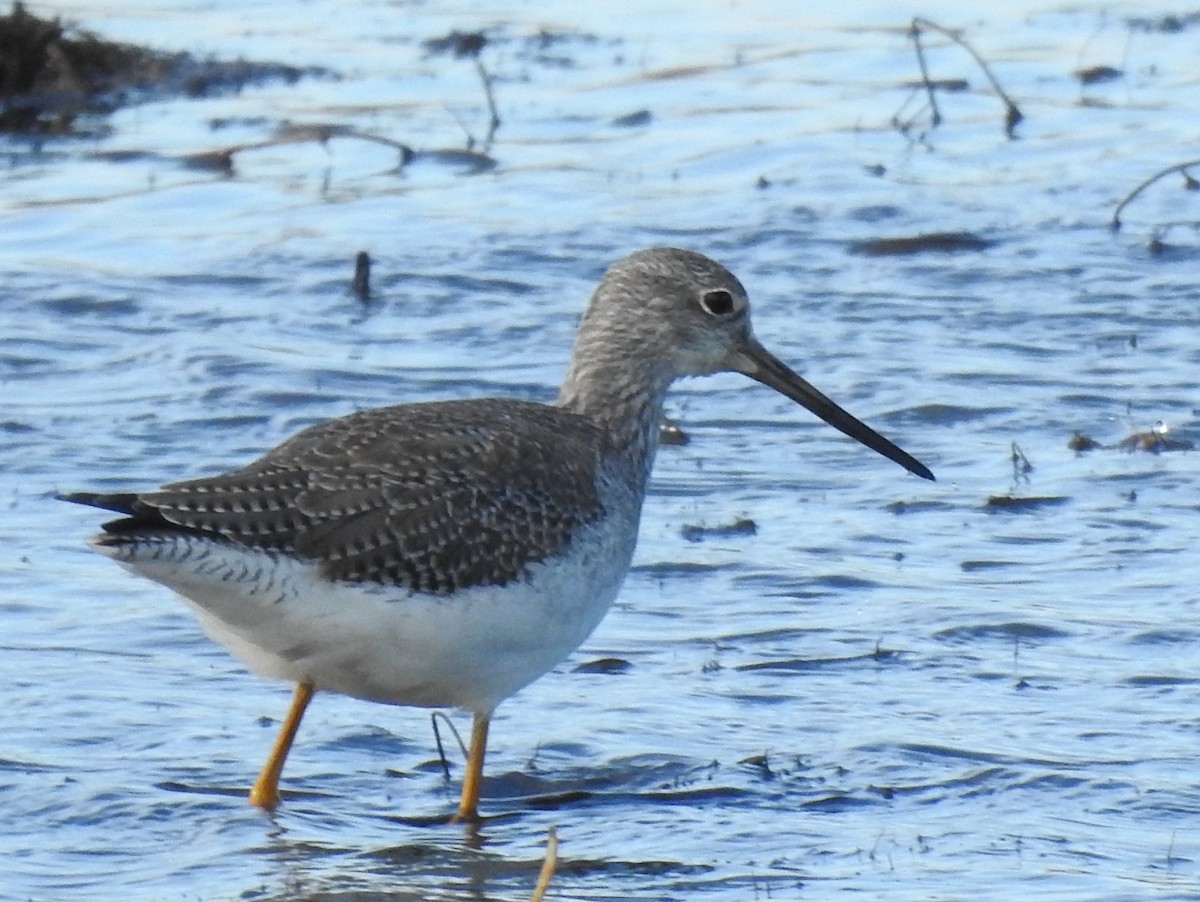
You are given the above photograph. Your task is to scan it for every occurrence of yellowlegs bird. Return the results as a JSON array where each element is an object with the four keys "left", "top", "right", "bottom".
[{"left": 61, "top": 247, "right": 933, "bottom": 821}]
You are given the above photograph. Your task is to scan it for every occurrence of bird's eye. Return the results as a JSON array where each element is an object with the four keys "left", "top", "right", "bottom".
[{"left": 700, "top": 289, "right": 735, "bottom": 316}]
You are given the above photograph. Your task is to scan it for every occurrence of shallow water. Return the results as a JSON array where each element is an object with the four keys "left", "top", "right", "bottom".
[{"left": 4, "top": 0, "right": 1200, "bottom": 899}]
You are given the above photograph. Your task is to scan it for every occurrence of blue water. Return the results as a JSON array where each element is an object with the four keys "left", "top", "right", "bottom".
[{"left": 4, "top": 1, "right": 1200, "bottom": 899}]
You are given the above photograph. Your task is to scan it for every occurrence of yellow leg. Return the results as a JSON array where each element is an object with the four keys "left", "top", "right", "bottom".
[
  {"left": 451, "top": 712, "right": 491, "bottom": 822},
  {"left": 249, "top": 682, "right": 314, "bottom": 809}
]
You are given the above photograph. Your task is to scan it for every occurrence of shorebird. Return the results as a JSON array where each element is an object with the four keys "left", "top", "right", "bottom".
[{"left": 61, "top": 247, "right": 933, "bottom": 821}]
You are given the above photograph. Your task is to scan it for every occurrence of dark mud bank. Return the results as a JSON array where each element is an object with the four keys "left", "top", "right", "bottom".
[{"left": 0, "top": 2, "right": 327, "bottom": 135}]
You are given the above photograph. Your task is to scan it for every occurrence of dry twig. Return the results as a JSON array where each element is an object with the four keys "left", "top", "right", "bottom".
[
  {"left": 531, "top": 827, "right": 559, "bottom": 902},
  {"left": 1110, "top": 159, "right": 1200, "bottom": 231},
  {"left": 894, "top": 18, "right": 1023, "bottom": 139}
]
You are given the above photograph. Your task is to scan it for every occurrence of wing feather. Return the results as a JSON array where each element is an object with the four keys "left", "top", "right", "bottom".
[{"left": 127, "top": 398, "right": 606, "bottom": 594}]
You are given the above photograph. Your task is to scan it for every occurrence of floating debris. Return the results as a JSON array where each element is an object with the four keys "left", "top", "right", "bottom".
[
  {"left": 351, "top": 251, "right": 371, "bottom": 302},
  {"left": 410, "top": 147, "right": 498, "bottom": 173},
  {"left": 985, "top": 495, "right": 1070, "bottom": 511},
  {"left": 1117, "top": 422, "right": 1195, "bottom": 453},
  {"left": 885, "top": 499, "right": 948, "bottom": 514},
  {"left": 571, "top": 657, "right": 631, "bottom": 675},
  {"left": 848, "top": 231, "right": 993, "bottom": 256},
  {"left": 1067, "top": 425, "right": 1192, "bottom": 453},
  {"left": 1067, "top": 432, "right": 1101, "bottom": 452},
  {"left": 1076, "top": 65, "right": 1123, "bottom": 85},
  {"left": 680, "top": 518, "right": 757, "bottom": 543},
  {"left": 611, "top": 109, "right": 652, "bottom": 128},
  {"left": 902, "top": 77, "right": 969, "bottom": 92},
  {"left": 179, "top": 149, "right": 235, "bottom": 174},
  {"left": 659, "top": 419, "right": 689, "bottom": 446},
  {"left": 1127, "top": 12, "right": 1200, "bottom": 33},
  {"left": 421, "top": 30, "right": 488, "bottom": 59},
  {"left": 736, "top": 647, "right": 900, "bottom": 672},
  {"left": 959, "top": 559, "right": 1017, "bottom": 571},
  {"left": 935, "top": 620, "right": 1069, "bottom": 641},
  {"left": 738, "top": 753, "right": 775, "bottom": 780}
]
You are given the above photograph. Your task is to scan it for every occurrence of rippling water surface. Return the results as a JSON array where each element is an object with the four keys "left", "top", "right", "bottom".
[{"left": 4, "top": 1, "right": 1200, "bottom": 899}]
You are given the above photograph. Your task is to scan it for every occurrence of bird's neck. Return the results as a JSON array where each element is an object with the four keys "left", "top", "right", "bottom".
[{"left": 555, "top": 333, "right": 673, "bottom": 489}]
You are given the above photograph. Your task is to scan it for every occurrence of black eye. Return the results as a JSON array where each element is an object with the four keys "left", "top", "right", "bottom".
[{"left": 700, "top": 289, "right": 735, "bottom": 316}]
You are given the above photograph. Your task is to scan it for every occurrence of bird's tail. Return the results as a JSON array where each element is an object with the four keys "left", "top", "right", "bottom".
[{"left": 56, "top": 491, "right": 140, "bottom": 515}]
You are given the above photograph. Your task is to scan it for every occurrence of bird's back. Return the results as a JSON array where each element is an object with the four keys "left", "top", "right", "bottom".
[{"left": 69, "top": 398, "right": 612, "bottom": 595}]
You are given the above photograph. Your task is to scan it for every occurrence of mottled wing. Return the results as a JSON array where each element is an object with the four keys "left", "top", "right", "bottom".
[{"left": 128, "top": 398, "right": 606, "bottom": 594}]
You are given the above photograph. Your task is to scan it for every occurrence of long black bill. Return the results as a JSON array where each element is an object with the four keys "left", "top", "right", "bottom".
[{"left": 733, "top": 338, "right": 935, "bottom": 481}]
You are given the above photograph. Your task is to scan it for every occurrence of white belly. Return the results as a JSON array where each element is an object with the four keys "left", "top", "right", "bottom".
[{"left": 96, "top": 516, "right": 636, "bottom": 714}]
